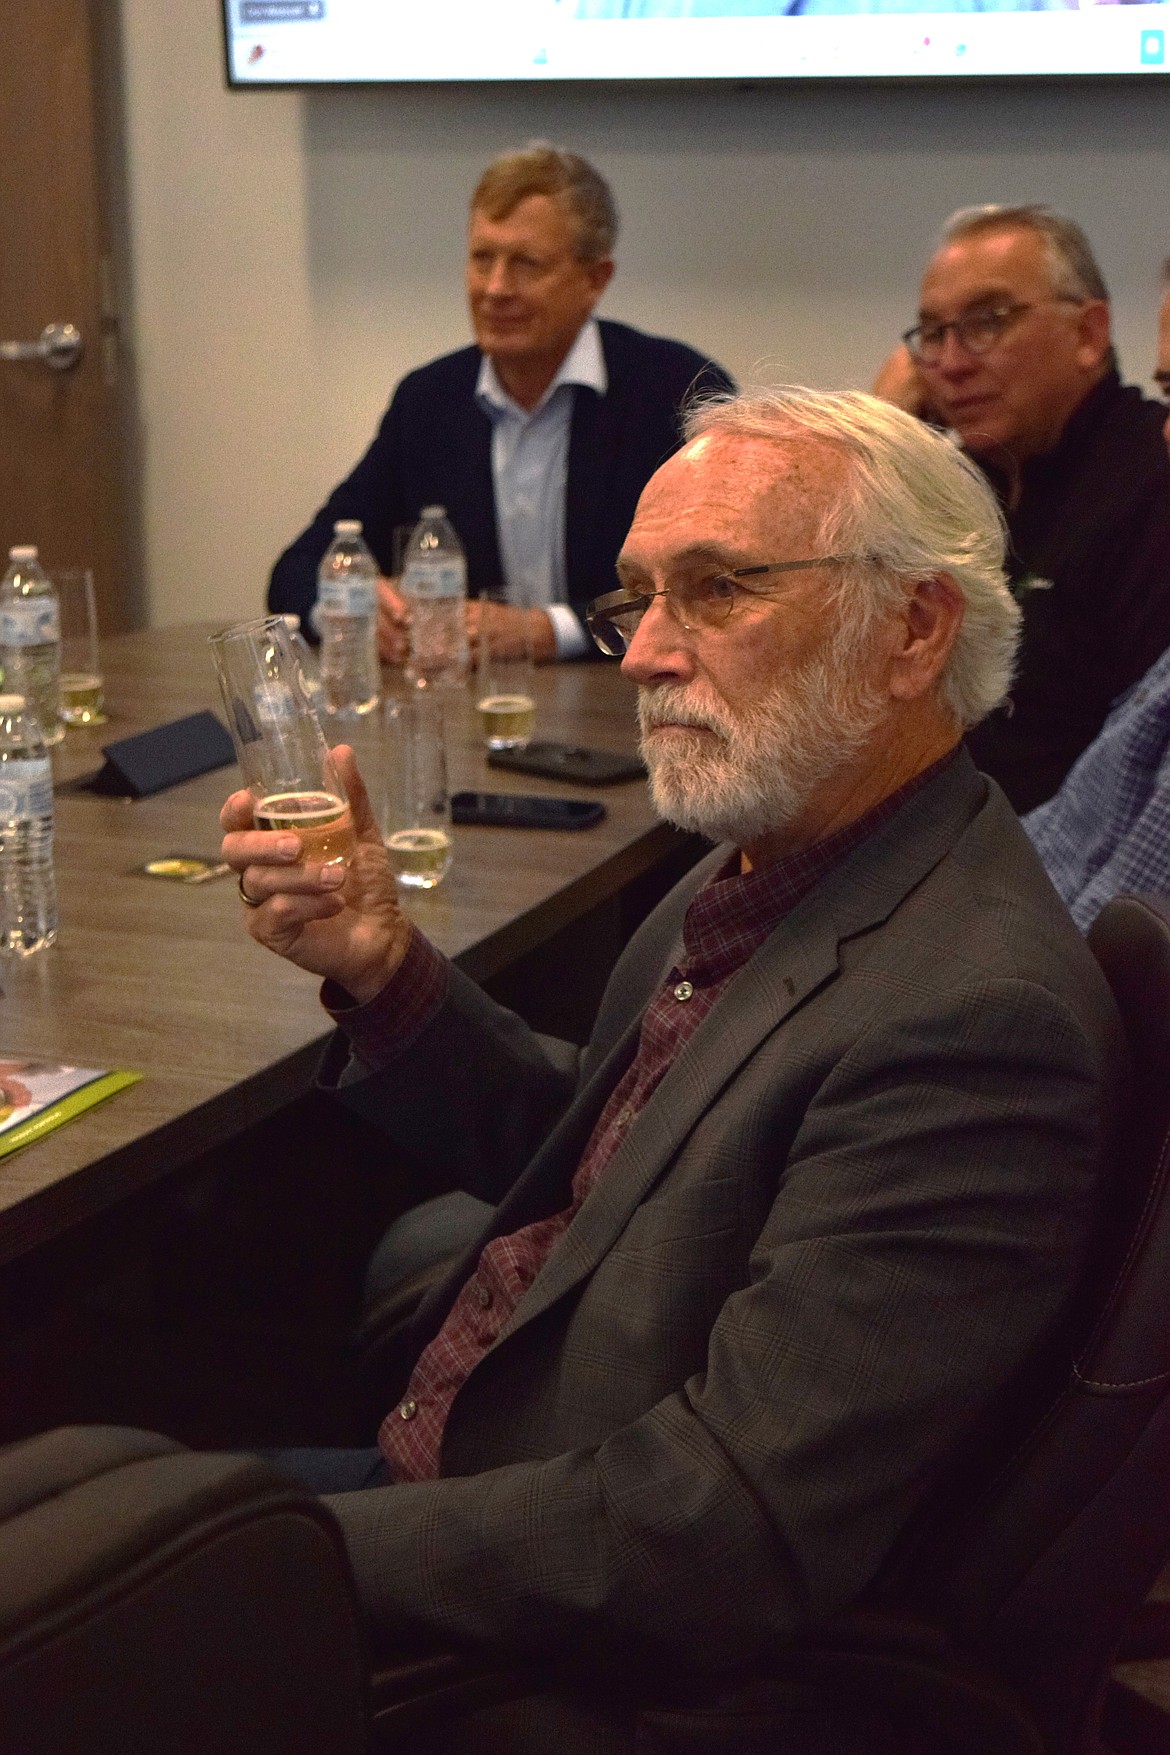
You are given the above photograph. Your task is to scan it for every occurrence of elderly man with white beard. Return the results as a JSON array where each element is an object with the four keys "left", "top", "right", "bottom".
[{"left": 219, "top": 387, "right": 1123, "bottom": 1752}]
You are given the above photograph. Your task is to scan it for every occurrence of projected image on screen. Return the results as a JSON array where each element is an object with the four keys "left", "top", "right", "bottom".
[
  {"left": 222, "top": 0, "right": 1170, "bottom": 82},
  {"left": 580, "top": 0, "right": 1163, "bottom": 12}
]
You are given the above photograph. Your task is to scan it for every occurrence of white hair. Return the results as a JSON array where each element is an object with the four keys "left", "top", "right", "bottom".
[{"left": 683, "top": 386, "right": 1021, "bottom": 730}]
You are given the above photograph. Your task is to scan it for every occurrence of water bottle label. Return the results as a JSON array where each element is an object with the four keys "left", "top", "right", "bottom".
[
  {"left": 403, "top": 560, "right": 464, "bottom": 601},
  {"left": 0, "top": 757, "right": 53, "bottom": 823},
  {"left": 0, "top": 603, "right": 60, "bottom": 645},
  {"left": 318, "top": 577, "right": 377, "bottom": 617}
]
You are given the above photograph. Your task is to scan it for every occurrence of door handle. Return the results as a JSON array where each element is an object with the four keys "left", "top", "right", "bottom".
[{"left": 0, "top": 322, "right": 84, "bottom": 371}]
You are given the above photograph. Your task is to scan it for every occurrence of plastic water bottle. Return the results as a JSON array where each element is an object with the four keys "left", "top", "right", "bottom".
[
  {"left": 0, "top": 547, "right": 63, "bottom": 747},
  {"left": 0, "top": 693, "right": 58, "bottom": 956},
  {"left": 400, "top": 507, "right": 469, "bottom": 688},
  {"left": 315, "top": 520, "right": 380, "bottom": 719}
]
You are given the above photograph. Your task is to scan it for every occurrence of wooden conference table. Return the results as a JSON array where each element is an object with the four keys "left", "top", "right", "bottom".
[{"left": 0, "top": 624, "right": 696, "bottom": 1270}]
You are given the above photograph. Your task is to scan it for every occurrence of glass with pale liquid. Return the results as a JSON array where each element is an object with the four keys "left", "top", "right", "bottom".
[
  {"left": 475, "top": 592, "right": 536, "bottom": 752},
  {"left": 209, "top": 615, "right": 356, "bottom": 870},
  {"left": 54, "top": 568, "right": 105, "bottom": 726},
  {"left": 382, "top": 687, "right": 452, "bottom": 890}
]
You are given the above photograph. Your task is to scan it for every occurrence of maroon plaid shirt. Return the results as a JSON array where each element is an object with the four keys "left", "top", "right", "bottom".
[{"left": 329, "top": 752, "right": 957, "bottom": 1480}]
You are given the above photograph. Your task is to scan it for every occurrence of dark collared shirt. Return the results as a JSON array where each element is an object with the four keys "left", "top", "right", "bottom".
[
  {"left": 330, "top": 752, "right": 957, "bottom": 1480},
  {"left": 965, "top": 370, "right": 1170, "bottom": 813}
]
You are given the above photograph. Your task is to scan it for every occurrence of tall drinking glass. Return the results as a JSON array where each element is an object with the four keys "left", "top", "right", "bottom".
[
  {"left": 209, "top": 614, "right": 356, "bottom": 867},
  {"left": 54, "top": 568, "right": 105, "bottom": 726},
  {"left": 475, "top": 592, "right": 536, "bottom": 751},
  {"left": 382, "top": 686, "right": 452, "bottom": 890}
]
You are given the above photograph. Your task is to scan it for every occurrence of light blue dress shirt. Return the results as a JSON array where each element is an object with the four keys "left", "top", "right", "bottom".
[
  {"left": 475, "top": 318, "right": 608, "bottom": 660},
  {"left": 1024, "top": 643, "right": 1170, "bottom": 932}
]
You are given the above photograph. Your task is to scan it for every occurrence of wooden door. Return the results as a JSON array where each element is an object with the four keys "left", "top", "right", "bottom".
[{"left": 0, "top": 0, "right": 132, "bottom": 632}]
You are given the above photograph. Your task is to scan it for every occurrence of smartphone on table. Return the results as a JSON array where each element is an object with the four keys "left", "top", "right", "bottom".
[
  {"left": 450, "top": 792, "right": 606, "bottom": 830},
  {"left": 486, "top": 742, "right": 645, "bottom": 786}
]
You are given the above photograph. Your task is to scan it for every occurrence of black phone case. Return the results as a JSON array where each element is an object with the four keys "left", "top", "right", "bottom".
[
  {"left": 451, "top": 792, "right": 606, "bottom": 830},
  {"left": 486, "top": 741, "right": 645, "bottom": 786}
]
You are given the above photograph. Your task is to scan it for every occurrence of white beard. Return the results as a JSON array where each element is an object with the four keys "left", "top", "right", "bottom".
[{"left": 637, "top": 625, "right": 889, "bottom": 848}]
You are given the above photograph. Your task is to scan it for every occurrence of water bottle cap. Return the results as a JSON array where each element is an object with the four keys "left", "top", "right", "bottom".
[
  {"left": 420, "top": 506, "right": 446, "bottom": 520},
  {"left": 333, "top": 520, "right": 363, "bottom": 536},
  {"left": 8, "top": 546, "right": 37, "bottom": 562},
  {"left": 0, "top": 694, "right": 27, "bottom": 712}
]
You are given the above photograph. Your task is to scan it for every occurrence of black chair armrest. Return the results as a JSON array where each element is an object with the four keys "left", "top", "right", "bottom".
[
  {"left": 370, "top": 1644, "right": 552, "bottom": 1743},
  {"left": 364, "top": 1612, "right": 1044, "bottom": 1755},
  {"left": 0, "top": 1426, "right": 370, "bottom": 1755}
]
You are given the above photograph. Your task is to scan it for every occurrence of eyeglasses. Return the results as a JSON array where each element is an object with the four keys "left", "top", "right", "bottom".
[
  {"left": 586, "top": 557, "right": 864, "bottom": 658},
  {"left": 902, "top": 297, "right": 1082, "bottom": 366}
]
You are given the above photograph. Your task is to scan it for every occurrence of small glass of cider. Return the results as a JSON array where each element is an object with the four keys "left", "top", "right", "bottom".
[
  {"left": 209, "top": 614, "right": 358, "bottom": 869},
  {"left": 475, "top": 592, "right": 536, "bottom": 752},
  {"left": 55, "top": 568, "right": 106, "bottom": 726},
  {"left": 382, "top": 686, "right": 452, "bottom": 891}
]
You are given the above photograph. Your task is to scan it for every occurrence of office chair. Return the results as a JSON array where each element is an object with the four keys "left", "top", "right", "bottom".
[
  {"left": 2, "top": 892, "right": 1169, "bottom": 1753},
  {"left": 738, "top": 888, "right": 1170, "bottom": 1755},
  {"left": 362, "top": 891, "right": 1170, "bottom": 1751},
  {"left": 0, "top": 1425, "right": 369, "bottom": 1754}
]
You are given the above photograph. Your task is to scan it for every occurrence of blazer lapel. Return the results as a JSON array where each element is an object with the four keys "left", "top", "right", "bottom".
[
  {"left": 409, "top": 853, "right": 717, "bottom": 1353},
  {"left": 498, "top": 752, "right": 988, "bottom": 1339},
  {"left": 498, "top": 905, "right": 845, "bottom": 1340}
]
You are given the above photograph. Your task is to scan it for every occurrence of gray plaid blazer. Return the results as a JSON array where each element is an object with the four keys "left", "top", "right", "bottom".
[{"left": 328, "top": 750, "right": 1124, "bottom": 1681}]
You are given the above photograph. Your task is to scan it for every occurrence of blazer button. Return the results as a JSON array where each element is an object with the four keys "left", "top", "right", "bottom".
[
  {"left": 673, "top": 980, "right": 694, "bottom": 1002},
  {"left": 399, "top": 1398, "right": 418, "bottom": 1421},
  {"left": 475, "top": 1284, "right": 493, "bottom": 1310}
]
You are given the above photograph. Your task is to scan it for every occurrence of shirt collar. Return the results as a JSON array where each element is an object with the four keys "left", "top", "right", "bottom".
[
  {"left": 475, "top": 318, "right": 607, "bottom": 421},
  {"left": 680, "top": 746, "right": 961, "bottom": 986}
]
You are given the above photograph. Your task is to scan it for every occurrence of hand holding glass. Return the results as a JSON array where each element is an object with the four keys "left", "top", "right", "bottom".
[{"left": 209, "top": 615, "right": 356, "bottom": 867}]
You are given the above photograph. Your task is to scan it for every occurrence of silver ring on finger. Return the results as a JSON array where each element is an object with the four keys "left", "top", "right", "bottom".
[{"left": 238, "top": 874, "right": 263, "bottom": 908}]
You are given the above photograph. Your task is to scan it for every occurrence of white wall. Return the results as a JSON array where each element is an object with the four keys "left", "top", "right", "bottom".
[{"left": 118, "top": 2, "right": 1170, "bottom": 626}]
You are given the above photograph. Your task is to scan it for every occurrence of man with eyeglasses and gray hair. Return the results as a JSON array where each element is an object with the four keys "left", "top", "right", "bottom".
[
  {"left": 220, "top": 385, "right": 1122, "bottom": 1744},
  {"left": 875, "top": 203, "right": 1170, "bottom": 813}
]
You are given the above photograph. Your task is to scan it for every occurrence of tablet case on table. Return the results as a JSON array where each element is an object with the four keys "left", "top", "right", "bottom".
[{"left": 87, "top": 711, "right": 236, "bottom": 799}]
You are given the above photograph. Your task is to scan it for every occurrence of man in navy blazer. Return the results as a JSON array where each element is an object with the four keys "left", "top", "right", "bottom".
[{"left": 268, "top": 143, "right": 732, "bottom": 664}]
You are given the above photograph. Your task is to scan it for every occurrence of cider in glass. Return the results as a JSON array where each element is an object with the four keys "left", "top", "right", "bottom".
[
  {"left": 386, "top": 825, "right": 452, "bottom": 889},
  {"left": 477, "top": 691, "right": 536, "bottom": 750},
  {"left": 253, "top": 789, "right": 356, "bottom": 866},
  {"left": 59, "top": 672, "right": 105, "bottom": 725}
]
